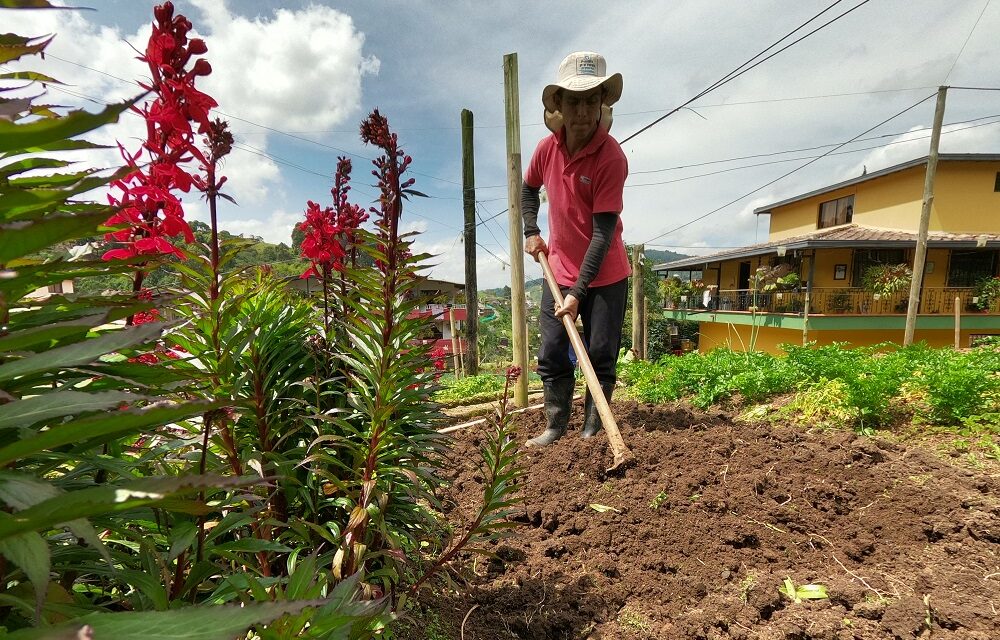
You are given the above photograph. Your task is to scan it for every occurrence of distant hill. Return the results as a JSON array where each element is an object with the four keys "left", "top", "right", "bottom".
[{"left": 645, "top": 248, "right": 689, "bottom": 267}]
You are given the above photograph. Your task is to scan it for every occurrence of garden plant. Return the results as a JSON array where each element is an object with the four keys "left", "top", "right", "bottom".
[{"left": 0, "top": 3, "right": 521, "bottom": 638}]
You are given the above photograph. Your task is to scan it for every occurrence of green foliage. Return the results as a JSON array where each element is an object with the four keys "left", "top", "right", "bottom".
[
  {"left": 973, "top": 276, "right": 1000, "bottom": 311},
  {"left": 916, "top": 347, "right": 1000, "bottom": 424},
  {"left": 768, "top": 378, "right": 861, "bottom": 429},
  {"left": 619, "top": 348, "right": 797, "bottom": 408},
  {"left": 861, "top": 263, "right": 912, "bottom": 297},
  {"left": 0, "top": 12, "right": 391, "bottom": 638},
  {"left": 620, "top": 341, "right": 1000, "bottom": 430},
  {"left": 433, "top": 373, "right": 506, "bottom": 404}
]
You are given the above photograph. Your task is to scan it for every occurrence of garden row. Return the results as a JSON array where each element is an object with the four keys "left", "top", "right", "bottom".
[{"left": 618, "top": 341, "right": 1000, "bottom": 431}]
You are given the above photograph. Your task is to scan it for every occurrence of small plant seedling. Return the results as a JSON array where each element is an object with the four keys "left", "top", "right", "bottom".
[
  {"left": 617, "top": 606, "right": 650, "bottom": 631},
  {"left": 739, "top": 572, "right": 758, "bottom": 603},
  {"left": 779, "top": 577, "right": 829, "bottom": 603},
  {"left": 650, "top": 491, "right": 668, "bottom": 510}
]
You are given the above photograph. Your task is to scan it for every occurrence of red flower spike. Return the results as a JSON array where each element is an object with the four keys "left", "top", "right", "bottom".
[{"left": 103, "top": 3, "right": 219, "bottom": 266}]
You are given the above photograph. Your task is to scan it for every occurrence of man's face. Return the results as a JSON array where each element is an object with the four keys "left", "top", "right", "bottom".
[{"left": 559, "top": 86, "right": 603, "bottom": 141}]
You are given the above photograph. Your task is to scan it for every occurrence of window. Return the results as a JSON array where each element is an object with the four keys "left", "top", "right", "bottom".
[
  {"left": 994, "top": 171, "right": 1000, "bottom": 192},
  {"left": 852, "top": 249, "right": 906, "bottom": 287},
  {"left": 47, "top": 282, "right": 64, "bottom": 294},
  {"left": 948, "top": 250, "right": 998, "bottom": 287},
  {"left": 818, "top": 195, "right": 854, "bottom": 229}
]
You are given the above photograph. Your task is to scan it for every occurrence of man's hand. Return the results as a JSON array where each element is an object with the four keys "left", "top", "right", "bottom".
[
  {"left": 524, "top": 235, "right": 547, "bottom": 262},
  {"left": 555, "top": 294, "right": 580, "bottom": 321}
]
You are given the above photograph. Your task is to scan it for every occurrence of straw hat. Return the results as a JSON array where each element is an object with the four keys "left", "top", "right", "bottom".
[{"left": 542, "top": 51, "right": 622, "bottom": 134}]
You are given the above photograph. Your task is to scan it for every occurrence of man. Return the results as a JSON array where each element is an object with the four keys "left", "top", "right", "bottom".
[{"left": 522, "top": 51, "right": 630, "bottom": 447}]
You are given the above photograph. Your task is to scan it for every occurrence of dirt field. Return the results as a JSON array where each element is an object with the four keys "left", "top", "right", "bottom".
[{"left": 402, "top": 400, "right": 1000, "bottom": 639}]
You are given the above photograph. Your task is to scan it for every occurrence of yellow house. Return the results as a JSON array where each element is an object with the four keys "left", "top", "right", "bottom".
[{"left": 654, "top": 154, "right": 1000, "bottom": 353}]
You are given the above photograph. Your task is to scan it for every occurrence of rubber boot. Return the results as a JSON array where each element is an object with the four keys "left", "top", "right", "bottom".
[
  {"left": 525, "top": 378, "right": 575, "bottom": 447},
  {"left": 581, "top": 382, "right": 615, "bottom": 439}
]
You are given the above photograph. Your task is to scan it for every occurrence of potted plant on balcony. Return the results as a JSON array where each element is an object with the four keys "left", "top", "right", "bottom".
[
  {"left": 830, "top": 289, "right": 852, "bottom": 313},
  {"left": 973, "top": 275, "right": 1000, "bottom": 311},
  {"left": 862, "top": 263, "right": 912, "bottom": 301},
  {"left": 661, "top": 276, "right": 684, "bottom": 309}
]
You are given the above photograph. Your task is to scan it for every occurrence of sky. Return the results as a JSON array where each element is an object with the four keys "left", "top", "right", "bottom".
[{"left": 6, "top": 0, "right": 1000, "bottom": 288}]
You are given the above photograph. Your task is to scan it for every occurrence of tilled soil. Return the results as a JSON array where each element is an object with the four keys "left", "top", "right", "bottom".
[{"left": 403, "top": 399, "right": 1000, "bottom": 639}]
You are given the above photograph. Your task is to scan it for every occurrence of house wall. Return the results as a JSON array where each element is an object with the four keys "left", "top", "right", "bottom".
[
  {"left": 697, "top": 322, "right": 993, "bottom": 355},
  {"left": 766, "top": 161, "right": 1000, "bottom": 241},
  {"left": 809, "top": 248, "right": 854, "bottom": 288},
  {"left": 934, "top": 161, "right": 1000, "bottom": 233}
]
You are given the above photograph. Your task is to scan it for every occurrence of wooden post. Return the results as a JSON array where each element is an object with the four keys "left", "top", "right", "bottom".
[
  {"left": 461, "top": 109, "right": 479, "bottom": 375},
  {"left": 504, "top": 53, "right": 529, "bottom": 407},
  {"left": 954, "top": 296, "right": 961, "bottom": 349},
  {"left": 904, "top": 86, "right": 947, "bottom": 346},
  {"left": 642, "top": 298, "right": 650, "bottom": 360},
  {"left": 803, "top": 250, "right": 816, "bottom": 345},
  {"left": 631, "top": 244, "right": 643, "bottom": 358},
  {"left": 449, "top": 307, "right": 461, "bottom": 376}
]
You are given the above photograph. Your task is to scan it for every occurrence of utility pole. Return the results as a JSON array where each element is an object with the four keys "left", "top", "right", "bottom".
[
  {"left": 631, "top": 244, "right": 644, "bottom": 358},
  {"left": 461, "top": 109, "right": 479, "bottom": 375},
  {"left": 904, "top": 86, "right": 947, "bottom": 346},
  {"left": 504, "top": 53, "right": 529, "bottom": 406}
]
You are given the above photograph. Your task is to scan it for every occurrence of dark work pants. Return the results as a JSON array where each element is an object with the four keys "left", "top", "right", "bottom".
[{"left": 537, "top": 277, "right": 628, "bottom": 385}]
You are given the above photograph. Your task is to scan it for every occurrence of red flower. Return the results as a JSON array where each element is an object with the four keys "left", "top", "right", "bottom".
[
  {"left": 102, "top": 1, "right": 218, "bottom": 264},
  {"left": 297, "top": 157, "right": 369, "bottom": 279}
]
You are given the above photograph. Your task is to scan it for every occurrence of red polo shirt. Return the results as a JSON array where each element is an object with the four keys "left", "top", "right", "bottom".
[{"left": 524, "top": 126, "right": 631, "bottom": 289}]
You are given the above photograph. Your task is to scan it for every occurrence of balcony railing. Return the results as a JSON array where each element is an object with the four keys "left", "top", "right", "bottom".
[{"left": 666, "top": 287, "right": 983, "bottom": 315}]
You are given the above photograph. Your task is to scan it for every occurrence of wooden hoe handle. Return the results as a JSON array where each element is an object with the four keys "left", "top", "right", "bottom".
[{"left": 537, "top": 253, "right": 633, "bottom": 471}]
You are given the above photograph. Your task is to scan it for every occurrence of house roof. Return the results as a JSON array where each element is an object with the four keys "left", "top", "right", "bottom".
[
  {"left": 653, "top": 224, "right": 1000, "bottom": 271},
  {"left": 752, "top": 154, "right": 1000, "bottom": 215}
]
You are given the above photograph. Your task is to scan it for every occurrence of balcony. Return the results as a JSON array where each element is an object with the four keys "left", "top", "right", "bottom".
[{"left": 667, "top": 287, "right": 989, "bottom": 316}]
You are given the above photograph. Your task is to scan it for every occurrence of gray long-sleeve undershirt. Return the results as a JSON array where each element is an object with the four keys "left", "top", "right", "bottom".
[{"left": 522, "top": 183, "right": 617, "bottom": 300}]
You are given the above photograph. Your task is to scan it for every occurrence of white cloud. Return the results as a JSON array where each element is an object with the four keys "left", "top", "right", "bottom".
[
  {"left": 402, "top": 219, "right": 429, "bottom": 234},
  {"left": 188, "top": 0, "right": 379, "bottom": 131}
]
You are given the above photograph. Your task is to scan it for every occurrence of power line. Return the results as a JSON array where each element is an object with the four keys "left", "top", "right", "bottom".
[
  {"left": 232, "top": 140, "right": 464, "bottom": 233},
  {"left": 625, "top": 116, "right": 1000, "bottom": 188},
  {"left": 629, "top": 113, "right": 1000, "bottom": 176},
  {"left": 227, "top": 86, "right": 938, "bottom": 135},
  {"left": 620, "top": 0, "right": 873, "bottom": 145},
  {"left": 639, "top": 91, "right": 938, "bottom": 245},
  {"left": 943, "top": 0, "right": 991, "bottom": 84},
  {"left": 36, "top": 51, "right": 465, "bottom": 188}
]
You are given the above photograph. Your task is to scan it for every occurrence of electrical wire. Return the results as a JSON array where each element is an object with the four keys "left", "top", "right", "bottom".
[
  {"left": 626, "top": 116, "right": 1000, "bottom": 188},
  {"left": 639, "top": 91, "right": 938, "bottom": 245},
  {"left": 619, "top": 0, "right": 874, "bottom": 145},
  {"left": 943, "top": 0, "right": 992, "bottom": 84},
  {"left": 629, "top": 112, "right": 1000, "bottom": 176}
]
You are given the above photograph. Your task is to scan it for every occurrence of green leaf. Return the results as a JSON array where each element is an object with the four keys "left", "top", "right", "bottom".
[
  {"left": 0, "top": 156, "right": 73, "bottom": 178},
  {"left": 0, "top": 401, "right": 216, "bottom": 465},
  {"left": 0, "top": 33, "right": 52, "bottom": 65},
  {"left": 212, "top": 538, "right": 292, "bottom": 553},
  {"left": 0, "top": 211, "right": 113, "bottom": 263},
  {"left": 0, "top": 473, "right": 112, "bottom": 564},
  {"left": 0, "top": 97, "right": 139, "bottom": 153},
  {"left": 3, "top": 599, "right": 346, "bottom": 640},
  {"left": 0, "top": 313, "right": 108, "bottom": 352},
  {"left": 0, "top": 70, "right": 62, "bottom": 84},
  {"left": 0, "top": 473, "right": 255, "bottom": 541},
  {"left": 0, "top": 514, "right": 48, "bottom": 623},
  {"left": 0, "top": 321, "right": 165, "bottom": 383},
  {"left": 0, "top": 390, "right": 141, "bottom": 430},
  {"left": 796, "top": 583, "right": 829, "bottom": 600},
  {"left": 1, "top": 139, "right": 109, "bottom": 158}
]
